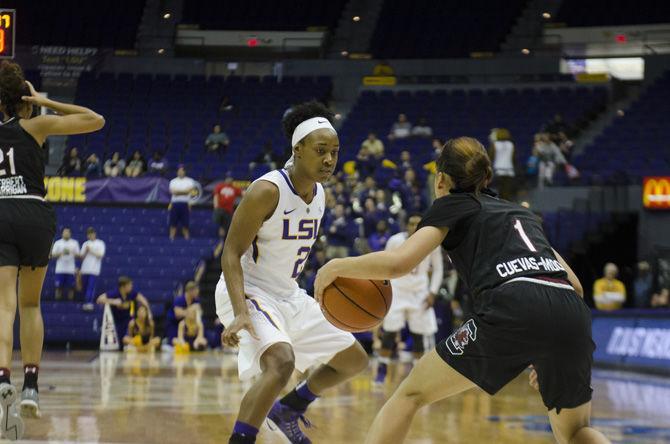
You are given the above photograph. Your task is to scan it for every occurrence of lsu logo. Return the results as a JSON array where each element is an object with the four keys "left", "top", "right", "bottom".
[{"left": 446, "top": 319, "right": 477, "bottom": 355}]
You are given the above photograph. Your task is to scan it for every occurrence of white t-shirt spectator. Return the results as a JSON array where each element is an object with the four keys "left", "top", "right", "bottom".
[
  {"left": 411, "top": 124, "right": 433, "bottom": 138},
  {"left": 170, "top": 177, "right": 195, "bottom": 203},
  {"left": 81, "top": 239, "right": 106, "bottom": 276},
  {"left": 492, "top": 140, "right": 515, "bottom": 177},
  {"left": 390, "top": 121, "right": 412, "bottom": 139},
  {"left": 52, "top": 239, "right": 80, "bottom": 274}
]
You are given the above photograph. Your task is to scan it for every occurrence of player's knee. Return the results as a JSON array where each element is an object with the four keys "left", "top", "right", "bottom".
[
  {"left": 263, "top": 345, "right": 295, "bottom": 384},
  {"left": 381, "top": 331, "right": 397, "bottom": 351},
  {"left": 400, "top": 388, "right": 431, "bottom": 410},
  {"left": 410, "top": 333, "right": 424, "bottom": 354}
]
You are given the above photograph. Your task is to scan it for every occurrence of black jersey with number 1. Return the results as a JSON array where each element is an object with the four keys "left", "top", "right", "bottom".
[
  {"left": 418, "top": 188, "right": 568, "bottom": 297},
  {"left": 0, "top": 116, "right": 46, "bottom": 198}
]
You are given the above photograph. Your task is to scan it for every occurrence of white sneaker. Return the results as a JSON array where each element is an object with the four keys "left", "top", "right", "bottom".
[
  {"left": 20, "top": 388, "right": 41, "bottom": 418},
  {"left": 0, "top": 383, "right": 24, "bottom": 441}
]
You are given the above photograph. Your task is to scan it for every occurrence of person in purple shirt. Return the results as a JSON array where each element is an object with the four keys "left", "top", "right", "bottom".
[
  {"left": 400, "top": 169, "right": 427, "bottom": 214},
  {"left": 368, "top": 219, "right": 392, "bottom": 252},
  {"left": 324, "top": 204, "right": 357, "bottom": 259},
  {"left": 96, "top": 276, "right": 151, "bottom": 347},
  {"left": 361, "top": 198, "right": 389, "bottom": 238},
  {"left": 166, "top": 280, "right": 202, "bottom": 345}
]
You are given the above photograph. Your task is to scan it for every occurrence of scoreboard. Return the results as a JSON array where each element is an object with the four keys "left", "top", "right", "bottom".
[{"left": 0, "top": 9, "right": 15, "bottom": 59}]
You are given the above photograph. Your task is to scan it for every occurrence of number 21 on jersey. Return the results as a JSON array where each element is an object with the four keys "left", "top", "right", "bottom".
[{"left": 0, "top": 147, "right": 16, "bottom": 176}]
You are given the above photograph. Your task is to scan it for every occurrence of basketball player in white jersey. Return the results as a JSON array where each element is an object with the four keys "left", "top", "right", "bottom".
[
  {"left": 375, "top": 214, "right": 443, "bottom": 384},
  {"left": 215, "top": 101, "right": 368, "bottom": 444}
]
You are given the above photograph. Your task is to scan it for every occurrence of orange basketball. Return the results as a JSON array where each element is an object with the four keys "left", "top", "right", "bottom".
[{"left": 321, "top": 277, "right": 393, "bottom": 332}]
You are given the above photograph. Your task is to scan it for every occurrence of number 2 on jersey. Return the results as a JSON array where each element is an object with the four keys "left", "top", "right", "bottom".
[
  {"left": 513, "top": 219, "right": 537, "bottom": 252},
  {"left": 0, "top": 147, "right": 16, "bottom": 176},
  {"left": 291, "top": 246, "right": 311, "bottom": 278}
]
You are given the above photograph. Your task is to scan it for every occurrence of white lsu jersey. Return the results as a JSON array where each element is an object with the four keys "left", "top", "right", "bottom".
[
  {"left": 386, "top": 232, "right": 443, "bottom": 305},
  {"left": 232, "top": 169, "right": 325, "bottom": 298}
]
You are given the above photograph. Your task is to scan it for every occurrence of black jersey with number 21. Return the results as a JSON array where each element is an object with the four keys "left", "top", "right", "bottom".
[
  {"left": 418, "top": 189, "right": 568, "bottom": 297},
  {"left": 0, "top": 117, "right": 46, "bottom": 198}
]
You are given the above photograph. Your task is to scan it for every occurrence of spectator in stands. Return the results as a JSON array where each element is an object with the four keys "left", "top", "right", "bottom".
[
  {"left": 324, "top": 203, "right": 355, "bottom": 259},
  {"left": 58, "top": 147, "right": 82, "bottom": 176},
  {"left": 168, "top": 165, "right": 196, "bottom": 240},
  {"left": 124, "top": 150, "right": 145, "bottom": 177},
  {"left": 148, "top": 151, "right": 168, "bottom": 176},
  {"left": 650, "top": 288, "right": 669, "bottom": 309},
  {"left": 535, "top": 133, "right": 566, "bottom": 188},
  {"left": 526, "top": 146, "right": 539, "bottom": 186},
  {"left": 357, "top": 176, "right": 379, "bottom": 204},
  {"left": 411, "top": 117, "right": 433, "bottom": 138},
  {"left": 123, "top": 304, "right": 160, "bottom": 352},
  {"left": 432, "top": 138, "right": 445, "bottom": 156},
  {"left": 166, "top": 281, "right": 202, "bottom": 347},
  {"left": 96, "top": 276, "right": 151, "bottom": 346},
  {"left": 361, "top": 132, "right": 385, "bottom": 158},
  {"left": 400, "top": 169, "right": 425, "bottom": 214},
  {"left": 544, "top": 113, "right": 569, "bottom": 137},
  {"left": 173, "top": 305, "right": 208, "bottom": 352},
  {"left": 368, "top": 219, "right": 391, "bottom": 252},
  {"left": 249, "top": 142, "right": 281, "bottom": 172},
  {"left": 104, "top": 152, "right": 126, "bottom": 177},
  {"left": 356, "top": 145, "right": 377, "bottom": 177},
  {"left": 333, "top": 180, "right": 350, "bottom": 206},
  {"left": 633, "top": 261, "right": 653, "bottom": 308},
  {"left": 204, "top": 124, "right": 229, "bottom": 155},
  {"left": 388, "top": 113, "right": 412, "bottom": 140},
  {"left": 361, "top": 197, "right": 388, "bottom": 237},
  {"left": 84, "top": 153, "right": 102, "bottom": 178},
  {"left": 593, "top": 263, "right": 627, "bottom": 311},
  {"left": 80, "top": 227, "right": 106, "bottom": 312},
  {"left": 557, "top": 132, "right": 574, "bottom": 161},
  {"left": 51, "top": 227, "right": 80, "bottom": 300},
  {"left": 213, "top": 172, "right": 242, "bottom": 237},
  {"left": 219, "top": 96, "right": 234, "bottom": 114},
  {"left": 489, "top": 128, "right": 517, "bottom": 200}
]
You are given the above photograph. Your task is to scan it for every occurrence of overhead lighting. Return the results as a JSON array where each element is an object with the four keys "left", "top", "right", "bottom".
[
  {"left": 521, "top": 48, "right": 530, "bottom": 55},
  {"left": 542, "top": 12, "right": 551, "bottom": 19},
  {"left": 353, "top": 16, "right": 361, "bottom": 22},
  {"left": 157, "top": 48, "right": 165, "bottom": 54},
  {"left": 163, "top": 12, "right": 171, "bottom": 19}
]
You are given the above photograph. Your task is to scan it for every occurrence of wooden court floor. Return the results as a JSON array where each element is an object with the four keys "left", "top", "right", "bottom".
[{"left": 7, "top": 351, "right": 670, "bottom": 443}]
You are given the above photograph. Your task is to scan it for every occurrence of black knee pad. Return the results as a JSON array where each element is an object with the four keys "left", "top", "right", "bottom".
[
  {"left": 381, "top": 331, "right": 397, "bottom": 351},
  {"left": 410, "top": 333, "right": 424, "bottom": 354}
]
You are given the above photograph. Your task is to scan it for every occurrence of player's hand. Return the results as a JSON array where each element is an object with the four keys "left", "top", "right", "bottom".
[
  {"left": 315, "top": 259, "right": 341, "bottom": 304},
  {"left": 528, "top": 366, "right": 539, "bottom": 391},
  {"left": 109, "top": 299, "right": 122, "bottom": 307},
  {"left": 424, "top": 293, "right": 436, "bottom": 310},
  {"left": 222, "top": 312, "right": 258, "bottom": 347},
  {"left": 22, "top": 80, "right": 47, "bottom": 106}
]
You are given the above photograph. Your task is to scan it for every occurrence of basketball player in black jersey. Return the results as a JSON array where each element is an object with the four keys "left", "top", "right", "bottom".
[
  {"left": 316, "top": 137, "right": 610, "bottom": 444},
  {"left": 0, "top": 61, "right": 104, "bottom": 440}
]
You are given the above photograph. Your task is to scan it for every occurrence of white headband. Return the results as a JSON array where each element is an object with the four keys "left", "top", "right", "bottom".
[{"left": 291, "top": 117, "right": 336, "bottom": 147}]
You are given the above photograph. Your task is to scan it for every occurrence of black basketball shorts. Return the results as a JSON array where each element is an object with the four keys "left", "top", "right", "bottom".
[
  {"left": 436, "top": 279, "right": 594, "bottom": 412},
  {"left": 0, "top": 198, "right": 57, "bottom": 268}
]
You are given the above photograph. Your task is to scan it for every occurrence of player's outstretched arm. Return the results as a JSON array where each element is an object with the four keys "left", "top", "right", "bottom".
[
  {"left": 315, "top": 226, "right": 448, "bottom": 301},
  {"left": 220, "top": 180, "right": 278, "bottom": 346}
]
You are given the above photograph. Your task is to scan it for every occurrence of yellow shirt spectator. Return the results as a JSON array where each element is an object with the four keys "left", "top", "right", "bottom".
[{"left": 593, "top": 262, "right": 626, "bottom": 310}]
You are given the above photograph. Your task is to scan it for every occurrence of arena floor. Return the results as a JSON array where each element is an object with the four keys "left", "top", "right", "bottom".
[{"left": 7, "top": 351, "right": 670, "bottom": 443}]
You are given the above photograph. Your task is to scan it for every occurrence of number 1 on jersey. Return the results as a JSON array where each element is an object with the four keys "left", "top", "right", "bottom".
[{"left": 513, "top": 219, "right": 537, "bottom": 252}]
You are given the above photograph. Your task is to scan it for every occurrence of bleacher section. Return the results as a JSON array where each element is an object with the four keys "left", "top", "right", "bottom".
[
  {"left": 69, "top": 73, "right": 332, "bottom": 181},
  {"left": 370, "top": 0, "right": 527, "bottom": 58},
  {"left": 555, "top": 0, "right": 670, "bottom": 26},
  {"left": 182, "top": 0, "right": 348, "bottom": 31},
  {"left": 43, "top": 205, "right": 219, "bottom": 303},
  {"left": 573, "top": 71, "right": 670, "bottom": 184},
  {"left": 3, "top": 0, "right": 145, "bottom": 49},
  {"left": 339, "top": 85, "right": 607, "bottom": 178}
]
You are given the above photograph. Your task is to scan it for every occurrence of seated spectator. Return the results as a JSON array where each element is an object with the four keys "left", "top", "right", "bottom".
[
  {"left": 166, "top": 281, "right": 202, "bottom": 345},
  {"left": 356, "top": 146, "right": 377, "bottom": 177},
  {"left": 368, "top": 220, "right": 391, "bottom": 252},
  {"left": 535, "top": 133, "right": 566, "bottom": 188},
  {"left": 104, "top": 152, "right": 126, "bottom": 177},
  {"left": 357, "top": 176, "right": 379, "bottom": 204},
  {"left": 397, "top": 150, "right": 416, "bottom": 175},
  {"left": 125, "top": 150, "right": 145, "bottom": 177},
  {"left": 213, "top": 172, "right": 242, "bottom": 236},
  {"left": 362, "top": 198, "right": 389, "bottom": 237},
  {"left": 173, "top": 305, "right": 208, "bottom": 352},
  {"left": 51, "top": 227, "right": 80, "bottom": 300},
  {"left": 205, "top": 124, "right": 230, "bottom": 155},
  {"left": 388, "top": 113, "right": 412, "bottom": 140},
  {"left": 147, "top": 151, "right": 168, "bottom": 176},
  {"left": 432, "top": 138, "right": 445, "bottom": 157},
  {"left": 411, "top": 117, "right": 433, "bottom": 138},
  {"left": 633, "top": 261, "right": 653, "bottom": 308},
  {"left": 651, "top": 288, "right": 669, "bottom": 309},
  {"left": 249, "top": 143, "right": 281, "bottom": 172},
  {"left": 58, "top": 147, "right": 82, "bottom": 176},
  {"left": 84, "top": 153, "right": 102, "bottom": 178},
  {"left": 97, "top": 276, "right": 151, "bottom": 348},
  {"left": 324, "top": 203, "right": 356, "bottom": 259},
  {"left": 400, "top": 169, "right": 426, "bottom": 214},
  {"left": 593, "top": 263, "right": 627, "bottom": 311},
  {"left": 332, "top": 180, "right": 350, "bottom": 206},
  {"left": 526, "top": 146, "right": 539, "bottom": 185},
  {"left": 489, "top": 128, "right": 516, "bottom": 201},
  {"left": 123, "top": 305, "right": 160, "bottom": 352},
  {"left": 361, "top": 132, "right": 385, "bottom": 158}
]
